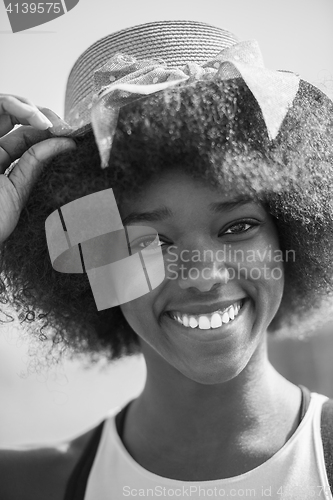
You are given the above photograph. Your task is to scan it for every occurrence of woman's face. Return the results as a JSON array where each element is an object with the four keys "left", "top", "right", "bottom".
[{"left": 119, "top": 171, "right": 284, "bottom": 384}]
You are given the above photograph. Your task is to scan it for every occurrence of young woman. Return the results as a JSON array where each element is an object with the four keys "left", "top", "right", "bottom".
[{"left": 1, "top": 20, "right": 333, "bottom": 500}]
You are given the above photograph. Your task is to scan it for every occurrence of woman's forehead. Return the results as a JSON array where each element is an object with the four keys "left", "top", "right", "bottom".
[
  {"left": 122, "top": 170, "right": 229, "bottom": 199},
  {"left": 119, "top": 171, "right": 263, "bottom": 219}
]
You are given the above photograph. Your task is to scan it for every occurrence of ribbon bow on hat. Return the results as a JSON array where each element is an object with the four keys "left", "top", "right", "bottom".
[{"left": 90, "top": 40, "right": 300, "bottom": 169}]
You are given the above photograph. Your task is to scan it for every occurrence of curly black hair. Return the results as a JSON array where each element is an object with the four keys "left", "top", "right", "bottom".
[{"left": 1, "top": 78, "right": 333, "bottom": 370}]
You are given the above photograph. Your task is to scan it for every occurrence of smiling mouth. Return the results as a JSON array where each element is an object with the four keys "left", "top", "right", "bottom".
[{"left": 165, "top": 299, "right": 246, "bottom": 330}]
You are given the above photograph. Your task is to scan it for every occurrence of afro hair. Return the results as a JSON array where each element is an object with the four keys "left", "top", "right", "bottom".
[{"left": 1, "top": 78, "right": 333, "bottom": 370}]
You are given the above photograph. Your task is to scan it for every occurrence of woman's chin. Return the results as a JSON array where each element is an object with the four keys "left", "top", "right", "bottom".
[{"left": 170, "top": 353, "right": 251, "bottom": 385}]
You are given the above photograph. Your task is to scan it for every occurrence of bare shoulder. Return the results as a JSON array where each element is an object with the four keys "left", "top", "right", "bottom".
[{"left": 0, "top": 425, "right": 98, "bottom": 500}]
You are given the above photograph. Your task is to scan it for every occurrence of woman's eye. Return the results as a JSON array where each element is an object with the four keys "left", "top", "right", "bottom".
[
  {"left": 130, "top": 236, "right": 168, "bottom": 250},
  {"left": 223, "top": 222, "right": 258, "bottom": 235}
]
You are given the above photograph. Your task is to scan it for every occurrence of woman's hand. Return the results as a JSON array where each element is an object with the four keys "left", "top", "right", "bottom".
[{"left": 0, "top": 94, "right": 77, "bottom": 244}]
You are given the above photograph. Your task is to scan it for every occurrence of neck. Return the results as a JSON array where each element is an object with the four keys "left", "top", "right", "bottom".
[{"left": 120, "top": 336, "right": 302, "bottom": 480}]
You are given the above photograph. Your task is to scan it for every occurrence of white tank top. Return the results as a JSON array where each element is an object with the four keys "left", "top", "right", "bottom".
[{"left": 84, "top": 392, "right": 332, "bottom": 500}]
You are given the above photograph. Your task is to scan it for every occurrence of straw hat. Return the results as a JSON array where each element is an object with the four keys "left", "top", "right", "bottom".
[
  {"left": 64, "top": 20, "right": 239, "bottom": 133},
  {"left": 64, "top": 19, "right": 311, "bottom": 171}
]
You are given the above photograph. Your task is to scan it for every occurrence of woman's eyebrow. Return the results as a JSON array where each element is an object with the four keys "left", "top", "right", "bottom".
[
  {"left": 208, "top": 199, "right": 254, "bottom": 214},
  {"left": 122, "top": 206, "right": 173, "bottom": 225},
  {"left": 122, "top": 200, "right": 252, "bottom": 225}
]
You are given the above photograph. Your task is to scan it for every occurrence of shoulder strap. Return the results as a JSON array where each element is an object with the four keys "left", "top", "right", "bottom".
[
  {"left": 298, "top": 384, "right": 311, "bottom": 422},
  {"left": 299, "top": 384, "right": 333, "bottom": 492},
  {"left": 321, "top": 396, "right": 333, "bottom": 492},
  {"left": 64, "top": 400, "right": 133, "bottom": 500},
  {"left": 64, "top": 419, "right": 105, "bottom": 500}
]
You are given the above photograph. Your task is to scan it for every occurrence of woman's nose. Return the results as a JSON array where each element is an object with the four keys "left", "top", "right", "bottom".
[{"left": 177, "top": 259, "right": 230, "bottom": 292}]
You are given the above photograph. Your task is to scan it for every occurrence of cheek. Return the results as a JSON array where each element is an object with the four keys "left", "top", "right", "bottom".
[
  {"left": 120, "top": 302, "right": 145, "bottom": 334},
  {"left": 120, "top": 292, "right": 158, "bottom": 338},
  {"left": 226, "top": 231, "right": 285, "bottom": 319},
  {"left": 258, "top": 257, "right": 285, "bottom": 308},
  {"left": 226, "top": 237, "right": 284, "bottom": 283},
  {"left": 246, "top": 248, "right": 284, "bottom": 288},
  {"left": 248, "top": 240, "right": 285, "bottom": 320}
]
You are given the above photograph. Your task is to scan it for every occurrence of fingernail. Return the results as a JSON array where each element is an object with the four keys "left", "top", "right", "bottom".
[
  {"left": 64, "top": 139, "right": 77, "bottom": 149},
  {"left": 39, "top": 114, "right": 54, "bottom": 129},
  {"left": 49, "top": 123, "right": 74, "bottom": 135}
]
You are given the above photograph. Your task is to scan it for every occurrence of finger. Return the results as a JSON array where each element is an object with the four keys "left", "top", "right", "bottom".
[
  {"left": 0, "top": 93, "right": 38, "bottom": 105},
  {"left": 0, "top": 93, "right": 40, "bottom": 110},
  {"left": 0, "top": 95, "right": 53, "bottom": 135},
  {"left": 0, "top": 126, "right": 53, "bottom": 173},
  {"left": 36, "top": 107, "right": 74, "bottom": 136},
  {"left": 0, "top": 94, "right": 74, "bottom": 136},
  {"left": 8, "top": 138, "right": 77, "bottom": 207}
]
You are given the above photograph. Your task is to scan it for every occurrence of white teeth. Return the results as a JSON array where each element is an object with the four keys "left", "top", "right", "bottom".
[
  {"left": 222, "top": 312, "right": 230, "bottom": 324},
  {"left": 198, "top": 316, "right": 211, "bottom": 329},
  {"left": 169, "top": 300, "right": 244, "bottom": 330},
  {"left": 182, "top": 315, "right": 189, "bottom": 327},
  {"left": 189, "top": 316, "right": 198, "bottom": 328},
  {"left": 210, "top": 312, "right": 222, "bottom": 328}
]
